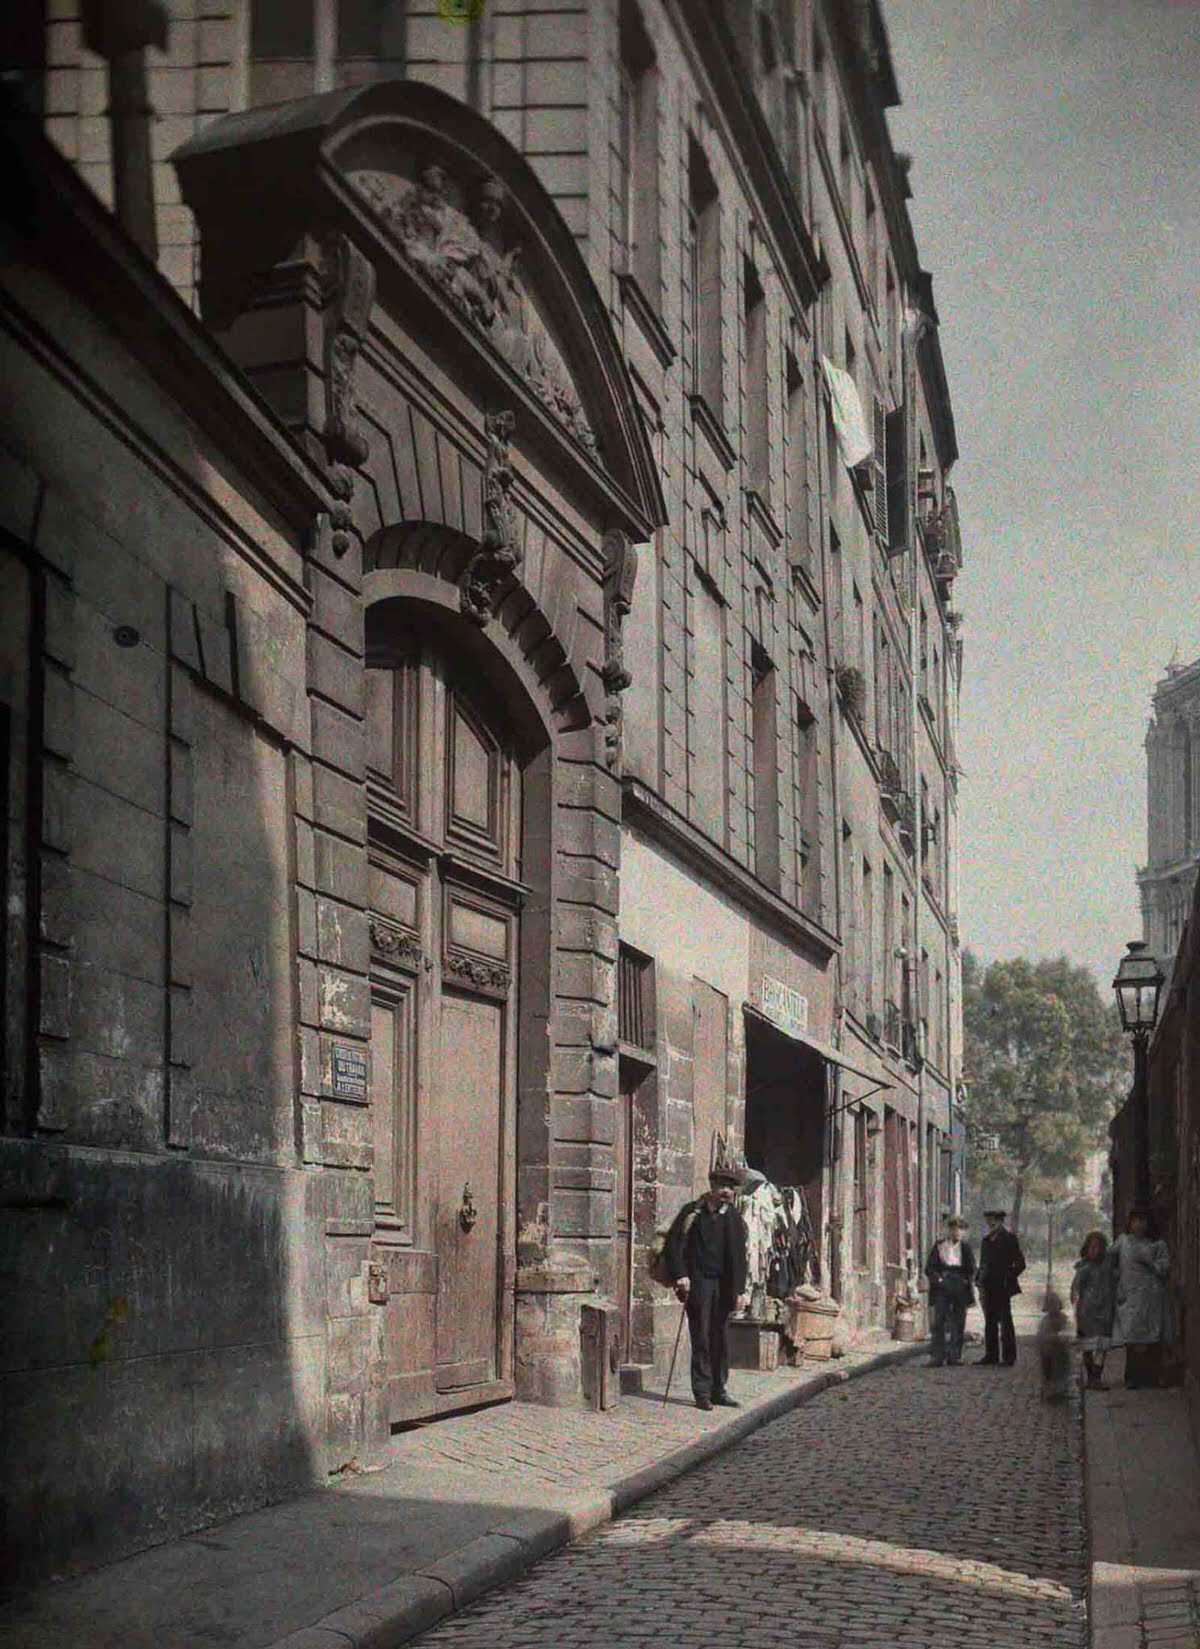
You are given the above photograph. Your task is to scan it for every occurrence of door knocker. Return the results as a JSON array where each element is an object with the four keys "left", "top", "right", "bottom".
[{"left": 458, "top": 1182, "right": 478, "bottom": 1233}]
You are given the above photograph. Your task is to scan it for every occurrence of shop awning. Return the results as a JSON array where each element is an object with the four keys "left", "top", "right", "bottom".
[{"left": 743, "top": 1004, "right": 889, "bottom": 1091}]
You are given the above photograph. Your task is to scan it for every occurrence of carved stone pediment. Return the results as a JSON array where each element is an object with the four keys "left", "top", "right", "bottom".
[{"left": 350, "top": 163, "right": 598, "bottom": 459}]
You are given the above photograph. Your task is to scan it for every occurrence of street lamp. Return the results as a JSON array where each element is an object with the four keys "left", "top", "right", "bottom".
[{"left": 1111, "top": 940, "right": 1165, "bottom": 1210}]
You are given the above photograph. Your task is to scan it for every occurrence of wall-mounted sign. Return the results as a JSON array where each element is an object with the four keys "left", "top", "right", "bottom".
[
  {"left": 761, "top": 975, "right": 809, "bottom": 1042},
  {"left": 330, "top": 1042, "right": 368, "bottom": 1101}
]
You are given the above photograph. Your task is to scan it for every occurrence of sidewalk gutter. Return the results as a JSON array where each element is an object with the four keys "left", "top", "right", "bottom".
[{"left": 271, "top": 1341, "right": 926, "bottom": 1649}]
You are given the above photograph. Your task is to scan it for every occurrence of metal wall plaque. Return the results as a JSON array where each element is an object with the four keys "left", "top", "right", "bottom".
[
  {"left": 761, "top": 975, "right": 809, "bottom": 1042},
  {"left": 330, "top": 1042, "right": 368, "bottom": 1101}
]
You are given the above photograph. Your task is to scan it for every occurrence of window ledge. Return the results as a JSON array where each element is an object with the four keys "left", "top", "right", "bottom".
[
  {"left": 689, "top": 393, "right": 736, "bottom": 473},
  {"left": 790, "top": 557, "right": 821, "bottom": 610},
  {"left": 618, "top": 272, "right": 675, "bottom": 369},
  {"left": 744, "top": 486, "right": 783, "bottom": 548}
]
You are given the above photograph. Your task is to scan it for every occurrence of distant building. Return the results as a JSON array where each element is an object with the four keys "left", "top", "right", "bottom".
[{"left": 1139, "top": 656, "right": 1200, "bottom": 965}]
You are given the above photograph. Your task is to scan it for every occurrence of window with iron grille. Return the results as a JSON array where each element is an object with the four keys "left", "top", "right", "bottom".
[{"left": 618, "top": 944, "right": 655, "bottom": 1051}]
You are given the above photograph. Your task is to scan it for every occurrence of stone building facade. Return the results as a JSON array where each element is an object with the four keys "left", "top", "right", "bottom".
[
  {"left": 2, "top": 0, "right": 965, "bottom": 1581},
  {"left": 1139, "top": 655, "right": 1200, "bottom": 967}
]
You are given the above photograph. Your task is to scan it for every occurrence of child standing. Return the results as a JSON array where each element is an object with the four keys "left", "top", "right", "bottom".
[
  {"left": 1071, "top": 1230, "right": 1114, "bottom": 1390},
  {"left": 1037, "top": 1290, "right": 1073, "bottom": 1401}
]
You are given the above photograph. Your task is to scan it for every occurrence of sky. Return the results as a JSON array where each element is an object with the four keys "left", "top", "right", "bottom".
[{"left": 884, "top": 0, "right": 1200, "bottom": 987}]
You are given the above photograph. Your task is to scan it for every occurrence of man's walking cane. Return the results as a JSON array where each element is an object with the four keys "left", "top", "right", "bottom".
[{"left": 663, "top": 1299, "right": 687, "bottom": 1405}]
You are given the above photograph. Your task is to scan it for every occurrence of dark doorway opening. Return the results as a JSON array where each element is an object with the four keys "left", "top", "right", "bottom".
[{"left": 742, "top": 1011, "right": 828, "bottom": 1248}]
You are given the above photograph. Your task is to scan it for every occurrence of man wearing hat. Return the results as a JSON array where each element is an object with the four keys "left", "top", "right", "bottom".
[
  {"left": 664, "top": 1160, "right": 750, "bottom": 1410},
  {"left": 924, "top": 1213, "right": 976, "bottom": 1366},
  {"left": 975, "top": 1208, "right": 1026, "bottom": 1366}
]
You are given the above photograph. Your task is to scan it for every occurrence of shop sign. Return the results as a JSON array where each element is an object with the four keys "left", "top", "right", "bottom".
[{"left": 761, "top": 975, "right": 809, "bottom": 1041}]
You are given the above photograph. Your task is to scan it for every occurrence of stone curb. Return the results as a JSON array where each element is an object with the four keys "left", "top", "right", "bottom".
[{"left": 268, "top": 1341, "right": 925, "bottom": 1649}]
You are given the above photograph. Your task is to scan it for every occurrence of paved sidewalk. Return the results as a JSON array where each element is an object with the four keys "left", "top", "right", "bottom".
[
  {"left": 0, "top": 1333, "right": 920, "bottom": 1649},
  {"left": 1085, "top": 1350, "right": 1200, "bottom": 1649}
]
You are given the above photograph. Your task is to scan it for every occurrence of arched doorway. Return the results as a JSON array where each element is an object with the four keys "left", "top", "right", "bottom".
[{"left": 364, "top": 596, "right": 542, "bottom": 1418}]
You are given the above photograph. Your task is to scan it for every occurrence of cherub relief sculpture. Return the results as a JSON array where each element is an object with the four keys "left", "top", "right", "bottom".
[{"left": 352, "top": 163, "right": 598, "bottom": 456}]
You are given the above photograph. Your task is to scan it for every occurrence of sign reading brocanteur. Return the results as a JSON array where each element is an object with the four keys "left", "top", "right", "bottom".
[{"left": 761, "top": 975, "right": 809, "bottom": 1041}]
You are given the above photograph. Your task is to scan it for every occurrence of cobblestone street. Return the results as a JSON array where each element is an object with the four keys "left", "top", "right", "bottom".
[{"left": 414, "top": 1347, "right": 1087, "bottom": 1649}]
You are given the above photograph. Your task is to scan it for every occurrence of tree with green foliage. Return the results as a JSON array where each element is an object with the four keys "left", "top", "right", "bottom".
[{"left": 961, "top": 952, "right": 1127, "bottom": 1234}]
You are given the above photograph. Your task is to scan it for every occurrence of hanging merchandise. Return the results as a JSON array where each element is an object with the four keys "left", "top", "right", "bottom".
[{"left": 734, "top": 1177, "right": 821, "bottom": 1324}]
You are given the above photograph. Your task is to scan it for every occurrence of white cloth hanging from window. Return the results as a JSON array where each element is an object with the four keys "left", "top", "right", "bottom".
[{"left": 821, "top": 356, "right": 873, "bottom": 469}]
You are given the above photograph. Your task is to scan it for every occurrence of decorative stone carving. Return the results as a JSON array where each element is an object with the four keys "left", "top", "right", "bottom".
[
  {"left": 460, "top": 409, "right": 520, "bottom": 625},
  {"left": 444, "top": 950, "right": 511, "bottom": 994},
  {"left": 369, "top": 917, "right": 423, "bottom": 971},
  {"left": 600, "top": 528, "right": 638, "bottom": 771},
  {"left": 320, "top": 232, "right": 376, "bottom": 557},
  {"left": 351, "top": 164, "right": 598, "bottom": 456}
]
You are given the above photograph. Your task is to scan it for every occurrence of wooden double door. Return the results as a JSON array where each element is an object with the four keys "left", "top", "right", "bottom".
[{"left": 365, "top": 622, "right": 523, "bottom": 1417}]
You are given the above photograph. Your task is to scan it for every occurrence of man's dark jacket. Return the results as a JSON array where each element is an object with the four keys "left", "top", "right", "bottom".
[
  {"left": 977, "top": 1226, "right": 1026, "bottom": 1297},
  {"left": 664, "top": 1197, "right": 749, "bottom": 1310}
]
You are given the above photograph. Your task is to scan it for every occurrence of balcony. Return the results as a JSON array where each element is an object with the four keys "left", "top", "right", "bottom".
[
  {"left": 877, "top": 746, "right": 910, "bottom": 824},
  {"left": 929, "top": 488, "right": 962, "bottom": 586},
  {"left": 896, "top": 793, "right": 917, "bottom": 857},
  {"left": 901, "top": 1018, "right": 922, "bottom": 1068}
]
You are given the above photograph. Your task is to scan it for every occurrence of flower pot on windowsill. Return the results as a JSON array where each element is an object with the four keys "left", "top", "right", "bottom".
[{"left": 835, "top": 663, "right": 867, "bottom": 722}]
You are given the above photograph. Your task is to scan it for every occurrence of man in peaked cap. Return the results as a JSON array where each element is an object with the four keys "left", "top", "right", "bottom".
[
  {"left": 974, "top": 1208, "right": 1026, "bottom": 1366},
  {"left": 664, "top": 1152, "right": 750, "bottom": 1410}
]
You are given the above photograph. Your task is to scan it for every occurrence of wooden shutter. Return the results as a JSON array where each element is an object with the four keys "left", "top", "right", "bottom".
[
  {"left": 886, "top": 407, "right": 907, "bottom": 553},
  {"left": 873, "top": 399, "right": 888, "bottom": 543}
]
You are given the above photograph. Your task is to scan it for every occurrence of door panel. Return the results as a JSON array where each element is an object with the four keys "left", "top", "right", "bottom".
[
  {"left": 367, "top": 626, "right": 519, "bottom": 1419},
  {"left": 435, "top": 990, "right": 503, "bottom": 1389},
  {"left": 614, "top": 1082, "right": 634, "bottom": 1362}
]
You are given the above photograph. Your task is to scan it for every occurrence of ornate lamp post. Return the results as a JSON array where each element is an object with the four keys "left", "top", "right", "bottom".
[{"left": 1111, "top": 940, "right": 1165, "bottom": 1209}]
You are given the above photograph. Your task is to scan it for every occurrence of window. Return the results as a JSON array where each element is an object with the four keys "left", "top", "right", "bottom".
[
  {"left": 838, "top": 117, "right": 853, "bottom": 218},
  {"left": 744, "top": 258, "right": 768, "bottom": 495},
  {"left": 755, "top": 7, "right": 784, "bottom": 140},
  {"left": 751, "top": 642, "right": 780, "bottom": 891},
  {"left": 617, "top": 1, "right": 659, "bottom": 299},
  {"left": 862, "top": 856, "right": 874, "bottom": 1017},
  {"left": 886, "top": 260, "right": 899, "bottom": 381},
  {"left": 919, "top": 604, "right": 928, "bottom": 697},
  {"left": 932, "top": 646, "right": 941, "bottom": 728},
  {"left": 827, "top": 524, "right": 843, "bottom": 653},
  {"left": 687, "top": 140, "right": 722, "bottom": 416},
  {"left": 882, "top": 863, "right": 896, "bottom": 1031},
  {"left": 885, "top": 406, "right": 907, "bottom": 552},
  {"left": 785, "top": 352, "right": 809, "bottom": 573},
  {"left": 338, "top": 0, "right": 408, "bottom": 67},
  {"left": 795, "top": 698, "right": 820, "bottom": 917},
  {"left": 698, "top": 499, "right": 725, "bottom": 584},
  {"left": 871, "top": 399, "right": 888, "bottom": 544},
  {"left": 865, "top": 180, "right": 878, "bottom": 298},
  {"left": 252, "top": 0, "right": 314, "bottom": 59},
  {"left": 250, "top": 0, "right": 316, "bottom": 100},
  {"left": 618, "top": 943, "right": 656, "bottom": 1050},
  {"left": 690, "top": 573, "right": 727, "bottom": 841},
  {"left": 852, "top": 582, "right": 865, "bottom": 677},
  {"left": 853, "top": 1107, "right": 869, "bottom": 1269},
  {"left": 934, "top": 967, "right": 944, "bottom": 1067},
  {"left": 842, "top": 820, "right": 856, "bottom": 1003},
  {"left": 812, "top": 23, "right": 827, "bottom": 125}
]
